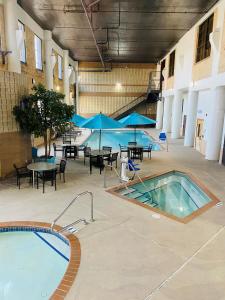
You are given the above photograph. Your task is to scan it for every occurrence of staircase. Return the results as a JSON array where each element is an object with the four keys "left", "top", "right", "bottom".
[{"left": 110, "top": 71, "right": 162, "bottom": 120}]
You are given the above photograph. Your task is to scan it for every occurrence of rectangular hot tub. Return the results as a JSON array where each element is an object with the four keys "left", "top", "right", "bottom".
[{"left": 108, "top": 171, "right": 220, "bottom": 223}]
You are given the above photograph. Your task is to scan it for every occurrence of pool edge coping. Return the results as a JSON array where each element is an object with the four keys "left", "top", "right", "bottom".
[
  {"left": 106, "top": 169, "right": 221, "bottom": 224},
  {"left": 0, "top": 221, "right": 81, "bottom": 300}
]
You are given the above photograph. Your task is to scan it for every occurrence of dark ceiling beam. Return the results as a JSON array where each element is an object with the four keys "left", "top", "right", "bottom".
[
  {"left": 55, "top": 26, "right": 189, "bottom": 31},
  {"left": 80, "top": 0, "right": 105, "bottom": 68}
]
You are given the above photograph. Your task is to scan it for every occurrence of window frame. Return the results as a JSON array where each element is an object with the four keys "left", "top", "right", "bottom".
[
  {"left": 18, "top": 20, "right": 26, "bottom": 64},
  {"left": 34, "top": 34, "right": 43, "bottom": 71},
  {"left": 58, "top": 55, "right": 63, "bottom": 80},
  {"left": 168, "top": 50, "right": 175, "bottom": 78},
  {"left": 196, "top": 14, "right": 214, "bottom": 63}
]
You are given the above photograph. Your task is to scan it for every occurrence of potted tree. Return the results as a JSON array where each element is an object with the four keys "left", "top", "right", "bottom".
[{"left": 13, "top": 84, "right": 74, "bottom": 157}]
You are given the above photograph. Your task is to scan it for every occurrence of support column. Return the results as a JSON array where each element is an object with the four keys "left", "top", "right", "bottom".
[
  {"left": 3, "top": 0, "right": 21, "bottom": 73},
  {"left": 44, "top": 31, "right": 53, "bottom": 90},
  {"left": 63, "top": 50, "right": 70, "bottom": 104},
  {"left": 171, "top": 90, "right": 183, "bottom": 139},
  {"left": 156, "top": 99, "right": 164, "bottom": 129},
  {"left": 184, "top": 91, "right": 199, "bottom": 147},
  {"left": 162, "top": 96, "right": 173, "bottom": 133},
  {"left": 205, "top": 87, "right": 225, "bottom": 161}
]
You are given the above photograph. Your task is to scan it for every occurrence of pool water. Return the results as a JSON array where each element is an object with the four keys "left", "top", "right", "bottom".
[
  {"left": 118, "top": 171, "right": 213, "bottom": 219},
  {"left": 83, "top": 130, "right": 160, "bottom": 150},
  {"left": 0, "top": 230, "right": 70, "bottom": 300}
]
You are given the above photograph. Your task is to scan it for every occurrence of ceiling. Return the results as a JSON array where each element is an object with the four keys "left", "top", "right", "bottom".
[{"left": 18, "top": 0, "right": 218, "bottom": 64}]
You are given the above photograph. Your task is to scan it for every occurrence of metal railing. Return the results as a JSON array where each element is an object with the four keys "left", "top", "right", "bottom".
[{"left": 51, "top": 191, "right": 94, "bottom": 231}]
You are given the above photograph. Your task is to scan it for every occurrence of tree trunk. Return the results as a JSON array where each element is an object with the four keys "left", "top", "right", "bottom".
[
  {"left": 48, "top": 129, "right": 52, "bottom": 157},
  {"left": 43, "top": 132, "right": 48, "bottom": 157}
]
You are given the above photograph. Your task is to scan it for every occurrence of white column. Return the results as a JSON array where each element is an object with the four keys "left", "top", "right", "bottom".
[
  {"left": 156, "top": 99, "right": 164, "bottom": 129},
  {"left": 162, "top": 96, "right": 173, "bottom": 133},
  {"left": 3, "top": 0, "right": 21, "bottom": 73},
  {"left": 44, "top": 30, "right": 53, "bottom": 90},
  {"left": 63, "top": 50, "right": 70, "bottom": 104},
  {"left": 184, "top": 91, "right": 198, "bottom": 147},
  {"left": 171, "top": 90, "right": 183, "bottom": 139},
  {"left": 205, "top": 86, "right": 225, "bottom": 161}
]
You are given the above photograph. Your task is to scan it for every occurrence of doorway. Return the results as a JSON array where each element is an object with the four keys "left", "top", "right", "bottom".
[{"left": 195, "top": 119, "right": 206, "bottom": 155}]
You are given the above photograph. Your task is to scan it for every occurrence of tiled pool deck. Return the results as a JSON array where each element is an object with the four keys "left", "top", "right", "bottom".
[{"left": 0, "top": 129, "right": 225, "bottom": 300}]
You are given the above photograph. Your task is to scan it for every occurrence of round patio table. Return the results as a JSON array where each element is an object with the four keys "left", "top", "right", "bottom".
[
  {"left": 90, "top": 150, "right": 111, "bottom": 156},
  {"left": 27, "top": 162, "right": 57, "bottom": 188}
]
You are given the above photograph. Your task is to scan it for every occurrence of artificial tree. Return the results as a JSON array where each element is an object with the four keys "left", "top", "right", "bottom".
[{"left": 13, "top": 84, "right": 74, "bottom": 157}]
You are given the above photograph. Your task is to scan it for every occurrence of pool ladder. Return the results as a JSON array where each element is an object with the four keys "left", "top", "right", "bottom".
[{"left": 51, "top": 191, "right": 94, "bottom": 233}]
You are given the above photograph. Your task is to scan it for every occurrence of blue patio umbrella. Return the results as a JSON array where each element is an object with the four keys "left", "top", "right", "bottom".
[
  {"left": 80, "top": 112, "right": 124, "bottom": 150},
  {"left": 71, "top": 114, "right": 87, "bottom": 126},
  {"left": 119, "top": 112, "right": 156, "bottom": 142}
]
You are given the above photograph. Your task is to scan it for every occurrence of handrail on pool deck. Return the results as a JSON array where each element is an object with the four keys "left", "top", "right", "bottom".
[{"left": 51, "top": 191, "right": 94, "bottom": 231}]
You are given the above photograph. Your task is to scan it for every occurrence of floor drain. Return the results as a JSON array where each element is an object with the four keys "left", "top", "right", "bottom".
[
  {"left": 152, "top": 213, "right": 160, "bottom": 219},
  {"left": 216, "top": 202, "right": 223, "bottom": 207}
]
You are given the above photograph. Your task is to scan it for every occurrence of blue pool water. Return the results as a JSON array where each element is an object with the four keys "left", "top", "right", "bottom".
[
  {"left": 0, "top": 229, "right": 70, "bottom": 300},
  {"left": 118, "top": 171, "right": 212, "bottom": 219},
  {"left": 83, "top": 130, "right": 160, "bottom": 150}
]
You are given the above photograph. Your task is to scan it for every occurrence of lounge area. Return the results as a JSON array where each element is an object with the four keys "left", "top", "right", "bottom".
[{"left": 0, "top": 0, "right": 225, "bottom": 299}]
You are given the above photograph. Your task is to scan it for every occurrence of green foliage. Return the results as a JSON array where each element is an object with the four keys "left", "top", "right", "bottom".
[{"left": 13, "top": 84, "right": 74, "bottom": 155}]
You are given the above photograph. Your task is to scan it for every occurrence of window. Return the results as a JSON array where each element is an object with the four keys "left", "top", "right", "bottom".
[
  {"left": 196, "top": 14, "right": 214, "bottom": 63},
  {"left": 18, "top": 21, "right": 26, "bottom": 63},
  {"left": 58, "top": 55, "right": 63, "bottom": 79},
  {"left": 168, "top": 51, "right": 175, "bottom": 77},
  {"left": 34, "top": 35, "right": 43, "bottom": 70}
]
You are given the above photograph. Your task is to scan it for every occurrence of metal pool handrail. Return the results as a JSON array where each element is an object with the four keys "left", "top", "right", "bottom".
[{"left": 51, "top": 191, "right": 94, "bottom": 231}]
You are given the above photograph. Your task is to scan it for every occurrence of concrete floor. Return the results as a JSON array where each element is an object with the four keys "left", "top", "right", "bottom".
[{"left": 0, "top": 129, "right": 225, "bottom": 300}]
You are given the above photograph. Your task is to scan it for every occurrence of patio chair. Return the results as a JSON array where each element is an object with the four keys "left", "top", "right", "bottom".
[
  {"left": 129, "top": 147, "right": 143, "bottom": 161},
  {"left": 53, "top": 143, "right": 63, "bottom": 157},
  {"left": 57, "top": 159, "right": 67, "bottom": 182},
  {"left": 143, "top": 144, "right": 153, "bottom": 159},
  {"left": 65, "top": 145, "right": 77, "bottom": 160},
  {"left": 106, "top": 152, "right": 119, "bottom": 170},
  {"left": 119, "top": 144, "right": 128, "bottom": 158},
  {"left": 159, "top": 132, "right": 168, "bottom": 151},
  {"left": 127, "top": 159, "right": 140, "bottom": 180},
  {"left": 90, "top": 155, "right": 105, "bottom": 175},
  {"left": 37, "top": 169, "right": 57, "bottom": 193},
  {"left": 13, "top": 164, "right": 32, "bottom": 189},
  {"left": 84, "top": 146, "right": 91, "bottom": 165},
  {"left": 102, "top": 146, "right": 112, "bottom": 153}
]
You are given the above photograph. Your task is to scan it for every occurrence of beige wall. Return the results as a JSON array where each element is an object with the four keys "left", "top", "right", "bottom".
[{"left": 78, "top": 62, "right": 156, "bottom": 116}]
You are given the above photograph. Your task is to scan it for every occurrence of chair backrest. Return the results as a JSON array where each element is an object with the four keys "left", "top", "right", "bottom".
[
  {"left": 112, "top": 152, "right": 119, "bottom": 159},
  {"left": 128, "top": 159, "right": 136, "bottom": 171},
  {"left": 102, "top": 146, "right": 112, "bottom": 152},
  {"left": 59, "top": 159, "right": 67, "bottom": 172},
  {"left": 13, "top": 164, "right": 19, "bottom": 174},
  {"left": 159, "top": 132, "right": 167, "bottom": 141},
  {"left": 128, "top": 142, "right": 137, "bottom": 146},
  {"left": 119, "top": 144, "right": 127, "bottom": 150},
  {"left": 84, "top": 146, "right": 91, "bottom": 154},
  {"left": 47, "top": 156, "right": 56, "bottom": 163},
  {"left": 32, "top": 147, "right": 38, "bottom": 158},
  {"left": 53, "top": 143, "right": 56, "bottom": 150}
]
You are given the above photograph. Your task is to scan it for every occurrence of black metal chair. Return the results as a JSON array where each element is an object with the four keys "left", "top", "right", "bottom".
[
  {"left": 128, "top": 142, "right": 137, "bottom": 146},
  {"left": 65, "top": 146, "right": 77, "bottom": 160},
  {"left": 107, "top": 152, "right": 119, "bottom": 170},
  {"left": 119, "top": 144, "right": 128, "bottom": 158},
  {"left": 90, "top": 155, "right": 105, "bottom": 174},
  {"left": 130, "top": 147, "right": 143, "bottom": 161},
  {"left": 143, "top": 144, "right": 153, "bottom": 159},
  {"left": 57, "top": 159, "right": 67, "bottom": 182},
  {"left": 37, "top": 169, "right": 57, "bottom": 193},
  {"left": 53, "top": 142, "right": 63, "bottom": 157},
  {"left": 83, "top": 146, "right": 91, "bottom": 165},
  {"left": 13, "top": 164, "right": 32, "bottom": 189},
  {"left": 102, "top": 146, "right": 112, "bottom": 153}
]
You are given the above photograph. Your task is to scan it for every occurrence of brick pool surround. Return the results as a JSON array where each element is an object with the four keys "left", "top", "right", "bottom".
[
  {"left": 0, "top": 221, "right": 81, "bottom": 300},
  {"left": 107, "top": 169, "right": 221, "bottom": 223}
]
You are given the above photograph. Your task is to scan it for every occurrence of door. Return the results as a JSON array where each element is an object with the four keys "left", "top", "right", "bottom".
[
  {"left": 222, "top": 136, "right": 225, "bottom": 166},
  {"left": 195, "top": 119, "right": 206, "bottom": 155}
]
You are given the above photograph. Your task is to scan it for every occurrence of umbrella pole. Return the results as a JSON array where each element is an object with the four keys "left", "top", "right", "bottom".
[{"left": 99, "top": 129, "right": 102, "bottom": 151}]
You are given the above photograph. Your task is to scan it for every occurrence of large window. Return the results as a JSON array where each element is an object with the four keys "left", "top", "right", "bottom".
[
  {"left": 58, "top": 55, "right": 63, "bottom": 79},
  {"left": 196, "top": 14, "right": 214, "bottom": 63},
  {"left": 168, "top": 51, "right": 175, "bottom": 78},
  {"left": 18, "top": 21, "right": 26, "bottom": 63},
  {"left": 34, "top": 35, "right": 43, "bottom": 70}
]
